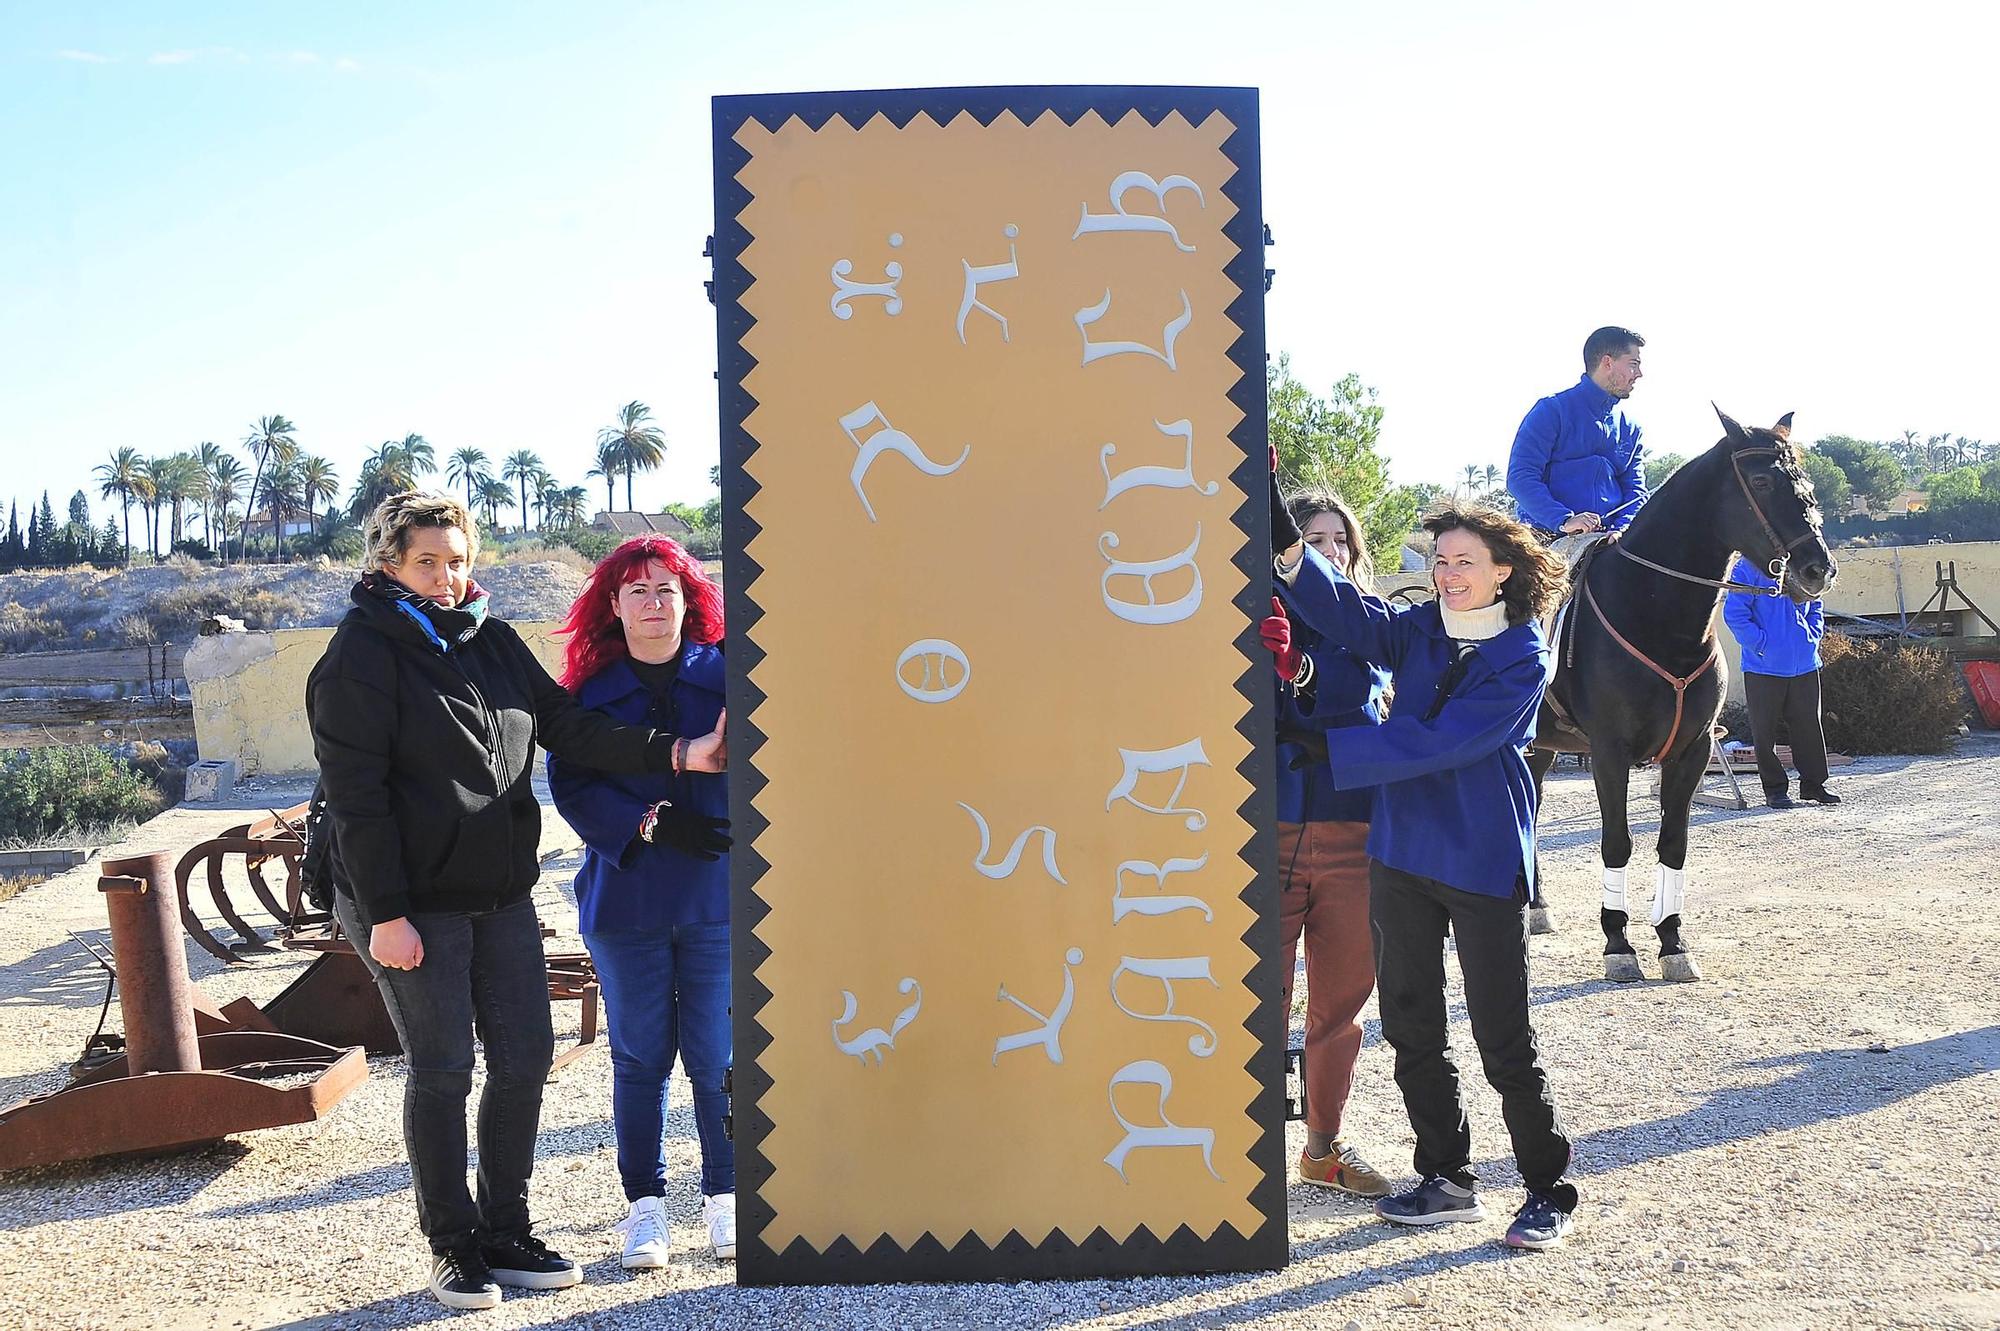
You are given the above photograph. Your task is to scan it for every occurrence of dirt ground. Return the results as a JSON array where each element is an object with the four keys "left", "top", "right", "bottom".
[{"left": 0, "top": 746, "right": 1995, "bottom": 1331}]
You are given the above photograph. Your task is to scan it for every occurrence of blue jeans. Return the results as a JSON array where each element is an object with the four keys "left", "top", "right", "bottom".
[
  {"left": 334, "top": 892, "right": 554, "bottom": 1252},
  {"left": 583, "top": 921, "right": 734, "bottom": 1199}
]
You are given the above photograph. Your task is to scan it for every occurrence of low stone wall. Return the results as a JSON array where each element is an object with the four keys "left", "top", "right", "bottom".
[
  {"left": 0, "top": 848, "right": 95, "bottom": 874},
  {"left": 184, "top": 622, "right": 563, "bottom": 776}
]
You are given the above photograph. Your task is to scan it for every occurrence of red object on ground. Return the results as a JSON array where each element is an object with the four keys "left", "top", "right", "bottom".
[{"left": 1965, "top": 661, "right": 2000, "bottom": 729}]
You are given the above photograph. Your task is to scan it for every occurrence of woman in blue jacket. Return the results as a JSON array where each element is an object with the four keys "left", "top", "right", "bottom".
[
  {"left": 1268, "top": 484, "right": 1579, "bottom": 1250},
  {"left": 1264, "top": 485, "right": 1392, "bottom": 1191},
  {"left": 549, "top": 536, "right": 735, "bottom": 1266},
  {"left": 1723, "top": 557, "right": 1837, "bottom": 808},
  {"left": 1261, "top": 488, "right": 1394, "bottom": 1197}
]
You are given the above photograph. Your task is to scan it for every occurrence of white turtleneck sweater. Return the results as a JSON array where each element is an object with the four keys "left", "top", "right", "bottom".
[{"left": 1439, "top": 600, "right": 1510, "bottom": 642}]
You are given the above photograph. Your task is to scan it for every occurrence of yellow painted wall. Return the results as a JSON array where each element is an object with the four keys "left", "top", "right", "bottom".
[{"left": 185, "top": 622, "right": 563, "bottom": 776}]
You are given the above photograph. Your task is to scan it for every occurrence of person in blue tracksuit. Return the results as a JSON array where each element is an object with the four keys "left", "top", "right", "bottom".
[
  {"left": 1507, "top": 326, "right": 1648, "bottom": 537},
  {"left": 1268, "top": 475, "right": 1580, "bottom": 1250},
  {"left": 1260, "top": 487, "right": 1394, "bottom": 1197},
  {"left": 547, "top": 535, "right": 736, "bottom": 1267},
  {"left": 1723, "top": 557, "right": 1838, "bottom": 808}
]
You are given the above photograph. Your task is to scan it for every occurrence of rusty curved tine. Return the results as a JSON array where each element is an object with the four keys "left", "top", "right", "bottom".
[
  {"left": 174, "top": 842, "right": 249, "bottom": 966},
  {"left": 207, "top": 853, "right": 278, "bottom": 955},
  {"left": 242, "top": 854, "right": 290, "bottom": 926}
]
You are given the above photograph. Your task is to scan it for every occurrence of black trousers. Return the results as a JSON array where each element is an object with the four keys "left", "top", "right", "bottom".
[
  {"left": 336, "top": 893, "right": 555, "bottom": 1253},
  {"left": 1742, "top": 669, "right": 1830, "bottom": 798},
  {"left": 1369, "top": 860, "right": 1577, "bottom": 1210}
]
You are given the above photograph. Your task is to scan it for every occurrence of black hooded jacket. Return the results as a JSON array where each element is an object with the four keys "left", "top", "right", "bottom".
[{"left": 306, "top": 581, "right": 678, "bottom": 926}]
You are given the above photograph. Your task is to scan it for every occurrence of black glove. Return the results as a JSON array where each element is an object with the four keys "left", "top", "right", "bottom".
[
  {"left": 1270, "top": 457, "right": 1302, "bottom": 552},
  {"left": 639, "top": 800, "right": 732, "bottom": 861}
]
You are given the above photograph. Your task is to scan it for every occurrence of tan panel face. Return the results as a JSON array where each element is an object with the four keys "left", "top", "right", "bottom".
[{"left": 731, "top": 102, "right": 1271, "bottom": 1261}]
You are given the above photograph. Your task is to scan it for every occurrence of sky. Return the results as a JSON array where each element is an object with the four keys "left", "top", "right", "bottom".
[{"left": 3, "top": 0, "right": 1996, "bottom": 532}]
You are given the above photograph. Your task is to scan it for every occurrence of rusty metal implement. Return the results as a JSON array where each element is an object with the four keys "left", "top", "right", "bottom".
[{"left": 0, "top": 852, "right": 365, "bottom": 1171}]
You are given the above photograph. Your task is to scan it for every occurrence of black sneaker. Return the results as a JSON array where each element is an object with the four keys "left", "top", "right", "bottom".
[
  {"left": 1374, "top": 1175, "right": 1485, "bottom": 1226},
  {"left": 428, "top": 1247, "right": 502, "bottom": 1310},
  {"left": 1800, "top": 786, "right": 1842, "bottom": 805},
  {"left": 1505, "top": 1191, "right": 1575, "bottom": 1249},
  {"left": 480, "top": 1231, "right": 583, "bottom": 1290}
]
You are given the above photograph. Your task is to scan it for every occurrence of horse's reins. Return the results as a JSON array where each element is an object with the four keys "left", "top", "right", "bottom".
[{"left": 1569, "top": 444, "right": 1816, "bottom": 763}]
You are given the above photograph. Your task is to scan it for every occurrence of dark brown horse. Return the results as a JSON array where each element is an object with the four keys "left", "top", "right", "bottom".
[{"left": 1528, "top": 409, "right": 1835, "bottom": 982}]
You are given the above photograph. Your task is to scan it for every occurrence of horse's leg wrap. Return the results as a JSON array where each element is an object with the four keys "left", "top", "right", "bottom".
[
  {"left": 1601, "top": 864, "right": 1628, "bottom": 915},
  {"left": 1649, "top": 864, "right": 1685, "bottom": 928}
]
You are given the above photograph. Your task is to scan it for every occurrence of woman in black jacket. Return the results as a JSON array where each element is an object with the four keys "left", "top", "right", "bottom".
[{"left": 307, "top": 491, "right": 723, "bottom": 1310}]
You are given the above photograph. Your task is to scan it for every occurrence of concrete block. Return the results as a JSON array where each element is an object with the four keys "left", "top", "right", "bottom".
[{"left": 184, "top": 759, "right": 238, "bottom": 802}]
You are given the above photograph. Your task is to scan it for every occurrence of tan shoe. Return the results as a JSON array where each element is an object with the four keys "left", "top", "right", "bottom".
[{"left": 1298, "top": 1141, "right": 1394, "bottom": 1197}]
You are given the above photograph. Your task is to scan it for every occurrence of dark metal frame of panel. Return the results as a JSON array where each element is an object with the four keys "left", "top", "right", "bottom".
[{"left": 711, "top": 83, "right": 1280, "bottom": 1285}]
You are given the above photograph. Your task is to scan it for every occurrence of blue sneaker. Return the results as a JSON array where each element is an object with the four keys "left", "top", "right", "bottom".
[
  {"left": 1374, "top": 1175, "right": 1485, "bottom": 1226},
  {"left": 1505, "top": 1191, "right": 1575, "bottom": 1249}
]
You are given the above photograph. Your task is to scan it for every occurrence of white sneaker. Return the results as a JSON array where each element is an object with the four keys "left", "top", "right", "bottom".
[
  {"left": 703, "top": 1192, "right": 737, "bottom": 1261},
  {"left": 615, "top": 1195, "right": 670, "bottom": 1270}
]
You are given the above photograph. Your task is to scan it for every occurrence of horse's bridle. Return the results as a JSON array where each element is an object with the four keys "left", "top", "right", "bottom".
[{"left": 1611, "top": 445, "right": 1819, "bottom": 598}]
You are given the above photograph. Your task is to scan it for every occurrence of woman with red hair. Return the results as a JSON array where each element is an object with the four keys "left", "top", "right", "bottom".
[{"left": 548, "top": 535, "right": 735, "bottom": 1266}]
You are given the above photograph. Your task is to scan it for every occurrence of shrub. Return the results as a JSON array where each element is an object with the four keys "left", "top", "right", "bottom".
[
  {"left": 0, "top": 746, "right": 162, "bottom": 841},
  {"left": 114, "top": 613, "right": 155, "bottom": 646},
  {"left": 680, "top": 523, "right": 723, "bottom": 560},
  {"left": 555, "top": 529, "right": 616, "bottom": 562},
  {"left": 168, "top": 543, "right": 213, "bottom": 566},
  {"left": 1819, "top": 632, "right": 1968, "bottom": 755},
  {"left": 0, "top": 602, "right": 68, "bottom": 652},
  {"left": 143, "top": 585, "right": 306, "bottom": 641},
  {"left": 1717, "top": 699, "right": 1752, "bottom": 743}
]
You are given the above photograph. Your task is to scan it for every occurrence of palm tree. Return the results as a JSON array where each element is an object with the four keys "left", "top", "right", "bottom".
[
  {"left": 551, "top": 486, "right": 589, "bottom": 530},
  {"left": 585, "top": 438, "right": 623, "bottom": 514},
  {"left": 1481, "top": 463, "right": 1503, "bottom": 493},
  {"left": 242, "top": 415, "right": 299, "bottom": 560},
  {"left": 447, "top": 446, "right": 489, "bottom": 512},
  {"left": 397, "top": 433, "right": 436, "bottom": 479},
  {"left": 298, "top": 456, "right": 340, "bottom": 540},
  {"left": 1461, "top": 464, "right": 1483, "bottom": 494},
  {"left": 159, "top": 453, "right": 205, "bottom": 550},
  {"left": 209, "top": 456, "right": 246, "bottom": 563},
  {"left": 94, "top": 447, "right": 146, "bottom": 565},
  {"left": 348, "top": 439, "right": 423, "bottom": 522},
  {"left": 194, "top": 442, "right": 227, "bottom": 546},
  {"left": 536, "top": 475, "right": 562, "bottom": 531},
  {"left": 502, "top": 450, "right": 544, "bottom": 534},
  {"left": 140, "top": 455, "right": 186, "bottom": 561},
  {"left": 265, "top": 459, "right": 304, "bottom": 561},
  {"left": 598, "top": 401, "right": 666, "bottom": 511},
  {"left": 476, "top": 477, "right": 515, "bottom": 529}
]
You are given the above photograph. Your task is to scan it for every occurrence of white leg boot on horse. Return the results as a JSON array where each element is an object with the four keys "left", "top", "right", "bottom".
[
  {"left": 1651, "top": 863, "right": 1701, "bottom": 982},
  {"left": 1601, "top": 864, "right": 1643, "bottom": 982}
]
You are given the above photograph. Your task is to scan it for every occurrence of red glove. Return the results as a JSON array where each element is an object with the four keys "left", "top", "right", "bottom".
[{"left": 1261, "top": 596, "right": 1303, "bottom": 681}]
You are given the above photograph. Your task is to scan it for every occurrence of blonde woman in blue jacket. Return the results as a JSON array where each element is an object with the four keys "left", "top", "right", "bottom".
[{"left": 1267, "top": 482, "right": 1579, "bottom": 1250}]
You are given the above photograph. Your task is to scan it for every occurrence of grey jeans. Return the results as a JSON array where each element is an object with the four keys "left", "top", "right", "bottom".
[{"left": 336, "top": 892, "right": 554, "bottom": 1252}]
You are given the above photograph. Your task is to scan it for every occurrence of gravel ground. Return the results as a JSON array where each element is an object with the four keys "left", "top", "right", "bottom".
[{"left": 1, "top": 747, "right": 1996, "bottom": 1331}]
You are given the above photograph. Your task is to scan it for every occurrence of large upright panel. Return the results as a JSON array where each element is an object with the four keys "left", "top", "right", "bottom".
[{"left": 713, "top": 85, "right": 1279, "bottom": 1284}]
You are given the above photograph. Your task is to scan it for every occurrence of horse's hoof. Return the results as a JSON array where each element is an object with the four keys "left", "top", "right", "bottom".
[
  {"left": 1605, "top": 952, "right": 1645, "bottom": 983},
  {"left": 1529, "top": 905, "right": 1558, "bottom": 936},
  {"left": 1660, "top": 952, "right": 1703, "bottom": 983}
]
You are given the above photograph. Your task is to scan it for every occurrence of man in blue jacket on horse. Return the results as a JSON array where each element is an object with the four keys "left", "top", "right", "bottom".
[{"left": 1508, "top": 327, "right": 1648, "bottom": 544}]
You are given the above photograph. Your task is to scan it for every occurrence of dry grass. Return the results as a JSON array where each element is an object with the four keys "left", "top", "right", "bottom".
[
  {"left": 0, "top": 601, "right": 67, "bottom": 652},
  {"left": 484, "top": 542, "right": 594, "bottom": 573}
]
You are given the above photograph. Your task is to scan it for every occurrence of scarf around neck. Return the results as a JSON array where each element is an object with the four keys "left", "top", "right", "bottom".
[{"left": 360, "top": 570, "right": 491, "bottom": 652}]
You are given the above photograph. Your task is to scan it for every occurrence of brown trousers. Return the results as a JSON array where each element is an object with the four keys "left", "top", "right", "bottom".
[{"left": 1277, "top": 819, "right": 1376, "bottom": 1137}]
